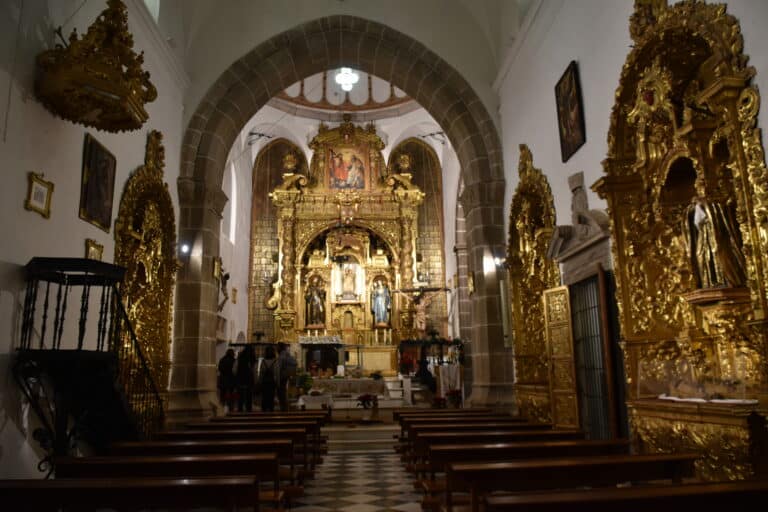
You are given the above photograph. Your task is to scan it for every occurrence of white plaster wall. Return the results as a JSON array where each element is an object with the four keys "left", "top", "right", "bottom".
[
  {"left": 498, "top": 0, "right": 768, "bottom": 233},
  {"left": 181, "top": 0, "right": 501, "bottom": 130},
  {"left": 0, "top": 0, "right": 185, "bottom": 477}
]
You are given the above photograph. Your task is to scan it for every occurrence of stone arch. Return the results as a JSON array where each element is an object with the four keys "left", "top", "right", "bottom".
[{"left": 173, "top": 15, "right": 505, "bottom": 414}]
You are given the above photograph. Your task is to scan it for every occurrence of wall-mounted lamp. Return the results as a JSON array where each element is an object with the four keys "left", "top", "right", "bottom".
[
  {"left": 493, "top": 256, "right": 506, "bottom": 267},
  {"left": 180, "top": 243, "right": 190, "bottom": 255}
]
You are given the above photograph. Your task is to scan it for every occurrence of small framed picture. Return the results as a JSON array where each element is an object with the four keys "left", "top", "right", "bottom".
[
  {"left": 85, "top": 238, "right": 104, "bottom": 261},
  {"left": 24, "top": 172, "right": 53, "bottom": 218},
  {"left": 555, "top": 60, "right": 587, "bottom": 162},
  {"left": 80, "top": 133, "right": 116, "bottom": 232}
]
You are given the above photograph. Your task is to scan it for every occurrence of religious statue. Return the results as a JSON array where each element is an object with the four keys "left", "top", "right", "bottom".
[
  {"left": 681, "top": 196, "right": 747, "bottom": 289},
  {"left": 305, "top": 276, "right": 326, "bottom": 326},
  {"left": 341, "top": 266, "right": 357, "bottom": 300},
  {"left": 371, "top": 280, "right": 391, "bottom": 326}
]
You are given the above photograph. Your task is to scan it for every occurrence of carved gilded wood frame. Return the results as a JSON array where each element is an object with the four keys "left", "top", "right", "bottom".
[
  {"left": 114, "top": 131, "right": 177, "bottom": 390},
  {"left": 507, "top": 144, "right": 561, "bottom": 423},
  {"left": 594, "top": 0, "right": 768, "bottom": 480}
]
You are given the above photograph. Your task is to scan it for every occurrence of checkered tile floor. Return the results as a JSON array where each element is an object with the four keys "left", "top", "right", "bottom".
[{"left": 292, "top": 450, "right": 421, "bottom": 512}]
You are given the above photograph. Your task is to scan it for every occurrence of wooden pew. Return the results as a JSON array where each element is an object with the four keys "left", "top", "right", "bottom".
[
  {"left": 109, "top": 438, "right": 300, "bottom": 486},
  {"left": 55, "top": 453, "right": 283, "bottom": 509},
  {"left": 0, "top": 476, "right": 263, "bottom": 512},
  {"left": 393, "top": 408, "right": 493, "bottom": 422},
  {"left": 183, "top": 420, "right": 323, "bottom": 468},
  {"left": 416, "top": 439, "right": 630, "bottom": 509},
  {"left": 445, "top": 453, "right": 698, "bottom": 512},
  {"left": 409, "top": 429, "right": 583, "bottom": 467},
  {"left": 483, "top": 479, "right": 768, "bottom": 511},
  {"left": 156, "top": 428, "right": 311, "bottom": 474},
  {"left": 399, "top": 415, "right": 532, "bottom": 440}
]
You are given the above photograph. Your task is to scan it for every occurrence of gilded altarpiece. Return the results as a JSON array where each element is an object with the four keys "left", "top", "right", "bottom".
[
  {"left": 508, "top": 145, "right": 561, "bottom": 423},
  {"left": 594, "top": 1, "right": 768, "bottom": 479},
  {"left": 262, "top": 118, "right": 424, "bottom": 374},
  {"left": 114, "top": 131, "right": 177, "bottom": 390}
]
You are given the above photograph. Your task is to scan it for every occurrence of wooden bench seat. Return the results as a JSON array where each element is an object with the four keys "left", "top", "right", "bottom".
[
  {"left": 393, "top": 408, "right": 493, "bottom": 421},
  {"left": 0, "top": 476, "right": 265, "bottom": 512},
  {"left": 55, "top": 452, "right": 284, "bottom": 507},
  {"left": 483, "top": 479, "right": 768, "bottom": 511},
  {"left": 417, "top": 439, "right": 630, "bottom": 494},
  {"left": 109, "top": 438, "right": 301, "bottom": 486},
  {"left": 410, "top": 429, "right": 584, "bottom": 465},
  {"left": 445, "top": 453, "right": 698, "bottom": 512}
]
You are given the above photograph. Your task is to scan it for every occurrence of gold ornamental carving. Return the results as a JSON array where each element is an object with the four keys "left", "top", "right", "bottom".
[
  {"left": 264, "top": 118, "right": 424, "bottom": 352},
  {"left": 35, "top": 0, "right": 156, "bottom": 132},
  {"left": 114, "top": 131, "right": 176, "bottom": 388},
  {"left": 544, "top": 286, "right": 579, "bottom": 429},
  {"left": 595, "top": 1, "right": 768, "bottom": 405},
  {"left": 628, "top": 401, "right": 766, "bottom": 481},
  {"left": 595, "top": 0, "right": 768, "bottom": 481},
  {"left": 508, "top": 145, "right": 560, "bottom": 419}
]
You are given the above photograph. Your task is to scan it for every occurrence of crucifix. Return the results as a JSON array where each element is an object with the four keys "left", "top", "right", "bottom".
[{"left": 393, "top": 286, "right": 449, "bottom": 338}]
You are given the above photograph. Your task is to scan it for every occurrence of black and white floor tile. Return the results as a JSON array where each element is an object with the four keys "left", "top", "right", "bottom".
[{"left": 292, "top": 451, "right": 421, "bottom": 512}]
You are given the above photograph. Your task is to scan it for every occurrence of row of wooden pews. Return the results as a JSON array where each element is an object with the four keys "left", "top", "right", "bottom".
[
  {"left": 0, "top": 409, "right": 331, "bottom": 511},
  {"left": 394, "top": 408, "right": 768, "bottom": 512}
]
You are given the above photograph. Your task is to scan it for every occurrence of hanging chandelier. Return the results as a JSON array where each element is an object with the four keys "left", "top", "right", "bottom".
[{"left": 35, "top": 0, "right": 157, "bottom": 132}]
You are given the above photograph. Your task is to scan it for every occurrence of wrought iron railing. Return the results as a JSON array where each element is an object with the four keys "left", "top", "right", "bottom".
[{"left": 15, "top": 258, "right": 164, "bottom": 454}]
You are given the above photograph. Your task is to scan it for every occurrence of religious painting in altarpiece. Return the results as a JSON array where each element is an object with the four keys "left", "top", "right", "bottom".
[{"left": 264, "top": 116, "right": 425, "bottom": 375}]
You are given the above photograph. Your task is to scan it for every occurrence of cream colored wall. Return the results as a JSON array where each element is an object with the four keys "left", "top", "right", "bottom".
[
  {"left": 497, "top": 0, "right": 768, "bottom": 232},
  {"left": 0, "top": 0, "right": 186, "bottom": 477}
]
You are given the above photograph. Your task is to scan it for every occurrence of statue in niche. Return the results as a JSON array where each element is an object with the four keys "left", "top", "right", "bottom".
[
  {"left": 681, "top": 195, "right": 747, "bottom": 289},
  {"left": 371, "top": 280, "right": 391, "bottom": 327},
  {"left": 341, "top": 265, "right": 357, "bottom": 300},
  {"left": 305, "top": 276, "right": 326, "bottom": 327}
]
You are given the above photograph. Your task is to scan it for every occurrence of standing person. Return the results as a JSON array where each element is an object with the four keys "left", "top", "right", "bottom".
[
  {"left": 259, "top": 345, "right": 279, "bottom": 412},
  {"left": 217, "top": 348, "right": 236, "bottom": 412},
  {"left": 235, "top": 345, "right": 256, "bottom": 412},
  {"left": 277, "top": 342, "right": 297, "bottom": 411}
]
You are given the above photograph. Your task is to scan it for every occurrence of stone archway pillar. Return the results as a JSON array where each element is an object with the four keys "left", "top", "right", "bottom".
[
  {"left": 460, "top": 180, "right": 516, "bottom": 410},
  {"left": 167, "top": 176, "right": 228, "bottom": 424}
]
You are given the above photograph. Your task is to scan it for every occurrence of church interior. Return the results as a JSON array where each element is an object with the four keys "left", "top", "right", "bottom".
[{"left": 2, "top": 0, "right": 768, "bottom": 508}]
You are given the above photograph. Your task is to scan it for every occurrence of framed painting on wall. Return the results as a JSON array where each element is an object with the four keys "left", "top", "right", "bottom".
[
  {"left": 80, "top": 133, "right": 116, "bottom": 232},
  {"left": 24, "top": 172, "right": 53, "bottom": 218},
  {"left": 555, "top": 60, "right": 586, "bottom": 162},
  {"left": 328, "top": 148, "right": 366, "bottom": 190},
  {"left": 85, "top": 238, "right": 103, "bottom": 261}
]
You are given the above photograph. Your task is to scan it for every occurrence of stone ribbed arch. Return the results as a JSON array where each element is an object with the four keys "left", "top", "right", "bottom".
[{"left": 172, "top": 16, "right": 505, "bottom": 418}]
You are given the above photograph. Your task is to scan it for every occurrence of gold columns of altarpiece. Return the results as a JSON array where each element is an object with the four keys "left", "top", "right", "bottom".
[
  {"left": 264, "top": 117, "right": 424, "bottom": 357},
  {"left": 507, "top": 144, "right": 561, "bottom": 424},
  {"left": 594, "top": 0, "right": 768, "bottom": 480},
  {"left": 114, "top": 131, "right": 177, "bottom": 390}
]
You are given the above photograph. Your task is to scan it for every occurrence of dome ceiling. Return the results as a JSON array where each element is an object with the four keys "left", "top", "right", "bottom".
[{"left": 268, "top": 69, "right": 420, "bottom": 121}]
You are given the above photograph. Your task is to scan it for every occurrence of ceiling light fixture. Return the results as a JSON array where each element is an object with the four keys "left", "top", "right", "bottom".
[{"left": 335, "top": 67, "right": 359, "bottom": 92}]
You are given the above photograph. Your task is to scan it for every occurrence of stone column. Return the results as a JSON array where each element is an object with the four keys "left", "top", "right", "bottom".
[
  {"left": 460, "top": 180, "right": 516, "bottom": 410},
  {"left": 168, "top": 176, "right": 228, "bottom": 424}
]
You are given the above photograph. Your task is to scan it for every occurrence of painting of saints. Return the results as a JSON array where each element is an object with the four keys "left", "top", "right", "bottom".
[
  {"left": 329, "top": 149, "right": 365, "bottom": 190},
  {"left": 555, "top": 61, "right": 586, "bottom": 162}
]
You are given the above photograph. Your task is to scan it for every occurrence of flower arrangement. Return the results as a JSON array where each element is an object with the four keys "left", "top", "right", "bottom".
[{"left": 356, "top": 393, "right": 378, "bottom": 409}]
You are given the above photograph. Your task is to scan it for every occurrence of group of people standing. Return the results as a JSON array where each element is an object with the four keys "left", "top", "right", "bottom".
[{"left": 217, "top": 342, "right": 297, "bottom": 412}]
